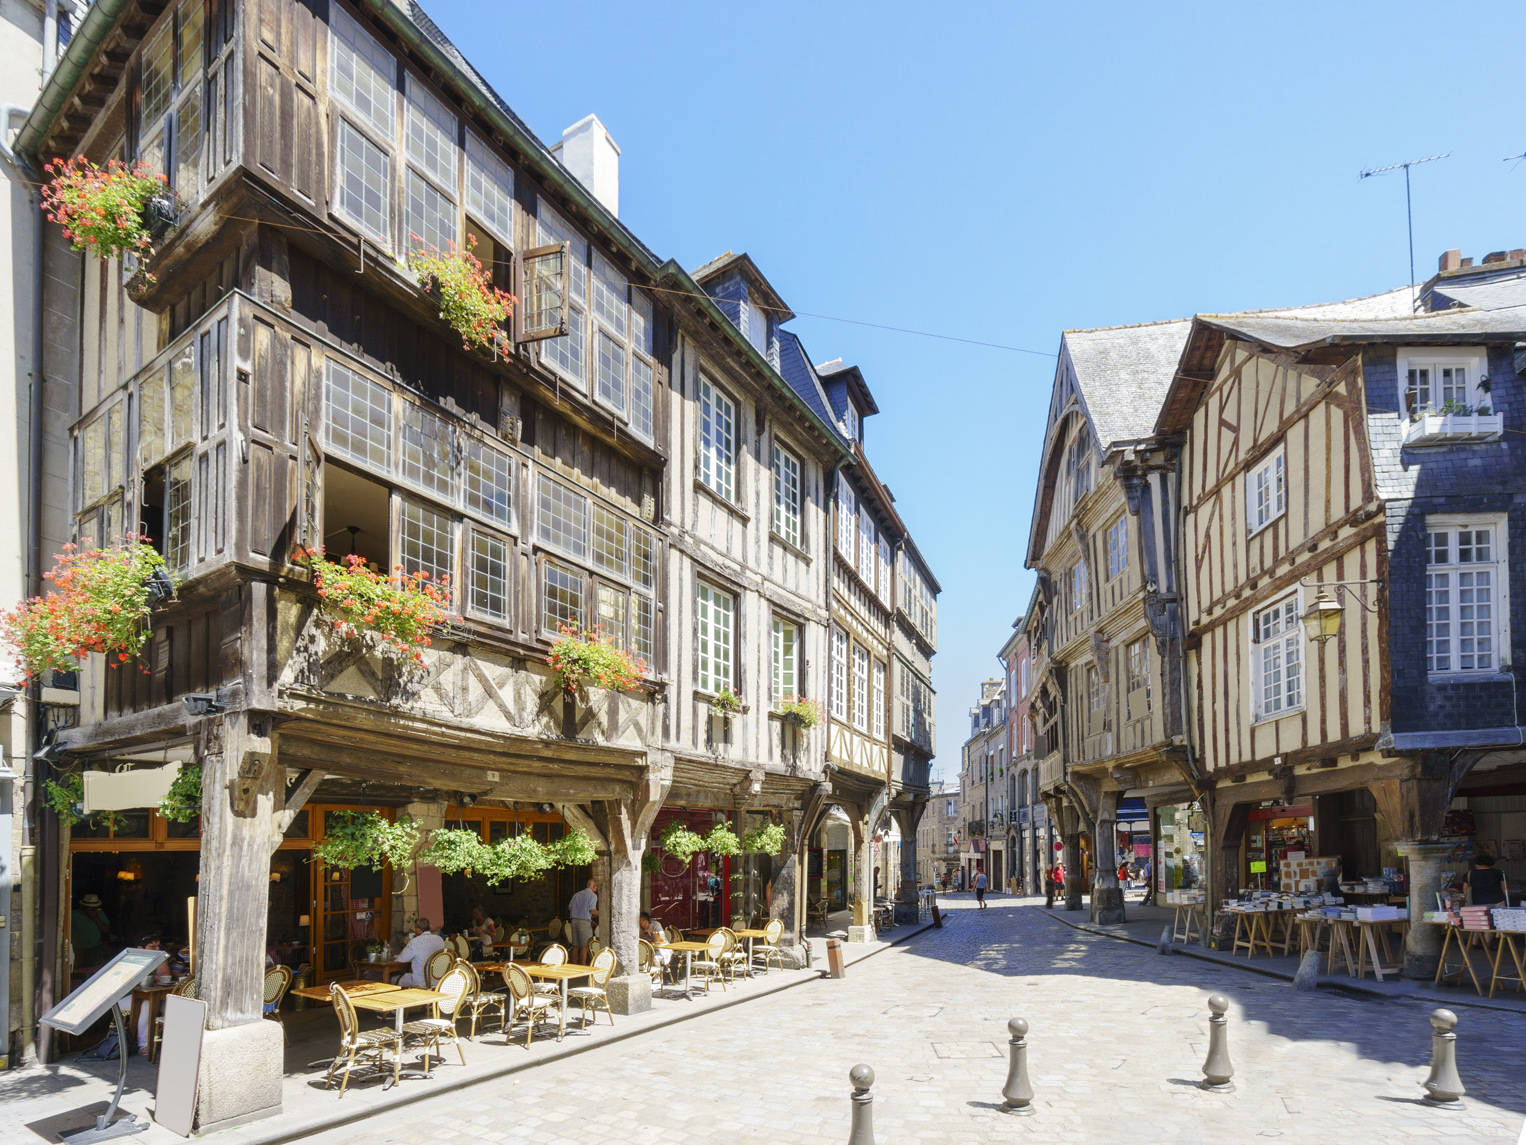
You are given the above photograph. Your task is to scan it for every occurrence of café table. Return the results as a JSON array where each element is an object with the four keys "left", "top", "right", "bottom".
[
  {"left": 354, "top": 959, "right": 410, "bottom": 984},
  {"left": 346, "top": 987, "right": 451, "bottom": 1081},
  {"left": 516, "top": 962, "right": 597, "bottom": 1039},
  {"left": 732, "top": 928, "right": 770, "bottom": 977},
  {"left": 290, "top": 979, "right": 401, "bottom": 1003},
  {"left": 129, "top": 982, "right": 178, "bottom": 1063},
  {"left": 656, "top": 941, "right": 714, "bottom": 1000}
]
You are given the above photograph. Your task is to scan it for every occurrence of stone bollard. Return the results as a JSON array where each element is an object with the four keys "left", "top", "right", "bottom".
[
  {"left": 1293, "top": 949, "right": 1321, "bottom": 991},
  {"left": 847, "top": 1064, "right": 876, "bottom": 1145},
  {"left": 1157, "top": 925, "right": 1173, "bottom": 955},
  {"left": 1001, "top": 1017, "right": 1036, "bottom": 1115},
  {"left": 1422, "top": 1008, "right": 1466, "bottom": 1107},
  {"left": 1200, "top": 993, "right": 1235, "bottom": 1092}
]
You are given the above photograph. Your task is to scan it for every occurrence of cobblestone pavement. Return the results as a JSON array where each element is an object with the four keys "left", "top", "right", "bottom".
[{"left": 304, "top": 899, "right": 1526, "bottom": 1145}]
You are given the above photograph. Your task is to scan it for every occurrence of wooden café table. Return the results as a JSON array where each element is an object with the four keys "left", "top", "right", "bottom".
[
  {"left": 516, "top": 962, "right": 597, "bottom": 1039},
  {"left": 290, "top": 979, "right": 402, "bottom": 1002},
  {"left": 346, "top": 987, "right": 451, "bottom": 1078},
  {"left": 732, "top": 928, "right": 771, "bottom": 976},
  {"left": 655, "top": 941, "right": 713, "bottom": 1000}
]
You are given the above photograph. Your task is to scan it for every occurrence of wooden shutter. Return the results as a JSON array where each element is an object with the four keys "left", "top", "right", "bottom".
[{"left": 516, "top": 241, "right": 570, "bottom": 342}]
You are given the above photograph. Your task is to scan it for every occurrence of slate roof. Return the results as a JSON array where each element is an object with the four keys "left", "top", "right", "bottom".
[
  {"left": 1199, "top": 303, "right": 1526, "bottom": 351},
  {"left": 777, "top": 331, "right": 849, "bottom": 445},
  {"left": 1428, "top": 271, "right": 1526, "bottom": 312}
]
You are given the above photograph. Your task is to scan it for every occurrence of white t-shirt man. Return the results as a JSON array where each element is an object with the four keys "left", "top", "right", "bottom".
[{"left": 396, "top": 925, "right": 446, "bottom": 988}]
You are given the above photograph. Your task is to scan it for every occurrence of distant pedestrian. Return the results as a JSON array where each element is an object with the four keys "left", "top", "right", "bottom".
[{"left": 974, "top": 869, "right": 988, "bottom": 909}]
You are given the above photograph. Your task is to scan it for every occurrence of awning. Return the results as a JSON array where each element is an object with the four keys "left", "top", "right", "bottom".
[{"left": 1117, "top": 797, "right": 1149, "bottom": 823}]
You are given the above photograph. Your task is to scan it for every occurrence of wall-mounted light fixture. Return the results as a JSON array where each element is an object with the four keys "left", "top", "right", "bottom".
[
  {"left": 182, "top": 692, "right": 224, "bottom": 717},
  {"left": 1299, "top": 579, "right": 1381, "bottom": 645}
]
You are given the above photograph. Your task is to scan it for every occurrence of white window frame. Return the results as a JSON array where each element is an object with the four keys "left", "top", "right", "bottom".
[
  {"left": 1247, "top": 445, "right": 1287, "bottom": 536},
  {"left": 852, "top": 644, "right": 869, "bottom": 732},
  {"left": 1398, "top": 347, "right": 1488, "bottom": 415},
  {"left": 772, "top": 617, "right": 798, "bottom": 705},
  {"left": 858, "top": 505, "right": 876, "bottom": 586},
  {"left": 771, "top": 441, "right": 802, "bottom": 549},
  {"left": 1070, "top": 559, "right": 1088, "bottom": 614},
  {"left": 872, "top": 660, "right": 886, "bottom": 739},
  {"left": 837, "top": 480, "right": 857, "bottom": 558},
  {"left": 830, "top": 628, "right": 848, "bottom": 720},
  {"left": 697, "top": 374, "right": 737, "bottom": 503},
  {"left": 1425, "top": 514, "right": 1509, "bottom": 677},
  {"left": 697, "top": 581, "right": 735, "bottom": 695},
  {"left": 1106, "top": 515, "right": 1129, "bottom": 581},
  {"left": 1250, "top": 590, "right": 1304, "bottom": 722}
]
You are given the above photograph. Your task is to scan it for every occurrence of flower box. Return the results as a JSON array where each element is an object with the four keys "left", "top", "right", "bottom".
[{"left": 1404, "top": 411, "right": 1504, "bottom": 446}]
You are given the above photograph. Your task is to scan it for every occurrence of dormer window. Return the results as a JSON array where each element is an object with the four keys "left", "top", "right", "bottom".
[
  {"left": 747, "top": 297, "right": 770, "bottom": 356},
  {"left": 1398, "top": 347, "right": 1502, "bottom": 445},
  {"left": 843, "top": 401, "right": 860, "bottom": 443}
]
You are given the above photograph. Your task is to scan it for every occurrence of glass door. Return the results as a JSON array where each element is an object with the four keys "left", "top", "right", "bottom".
[{"left": 313, "top": 806, "right": 392, "bottom": 984}]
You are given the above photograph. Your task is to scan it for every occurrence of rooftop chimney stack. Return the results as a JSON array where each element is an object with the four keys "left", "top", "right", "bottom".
[
  {"left": 1438, "top": 249, "right": 1461, "bottom": 273},
  {"left": 551, "top": 114, "right": 620, "bottom": 218}
]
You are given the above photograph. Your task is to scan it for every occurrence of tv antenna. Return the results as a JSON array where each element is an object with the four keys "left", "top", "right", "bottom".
[{"left": 1359, "top": 153, "right": 1449, "bottom": 308}]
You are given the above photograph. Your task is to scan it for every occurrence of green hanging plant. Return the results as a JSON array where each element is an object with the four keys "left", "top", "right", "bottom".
[
  {"left": 742, "top": 821, "right": 787, "bottom": 856},
  {"left": 641, "top": 851, "right": 660, "bottom": 875},
  {"left": 43, "top": 773, "right": 84, "bottom": 828},
  {"left": 313, "top": 810, "right": 388, "bottom": 870},
  {"left": 157, "top": 764, "right": 202, "bottom": 823},
  {"left": 703, "top": 821, "right": 742, "bottom": 857},
  {"left": 375, "top": 816, "right": 423, "bottom": 869},
  {"left": 548, "top": 827, "right": 598, "bottom": 868},
  {"left": 418, "top": 827, "right": 489, "bottom": 875},
  {"left": 659, "top": 821, "right": 707, "bottom": 864},
  {"left": 476, "top": 832, "right": 552, "bottom": 884}
]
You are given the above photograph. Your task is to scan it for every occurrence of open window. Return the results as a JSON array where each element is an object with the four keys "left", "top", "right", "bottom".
[
  {"left": 517, "top": 241, "right": 570, "bottom": 342},
  {"left": 322, "top": 466, "right": 389, "bottom": 572}
]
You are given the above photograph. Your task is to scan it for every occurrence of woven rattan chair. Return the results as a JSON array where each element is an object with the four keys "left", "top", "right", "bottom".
[
  {"left": 504, "top": 963, "right": 560, "bottom": 1048},
  {"left": 150, "top": 976, "right": 198, "bottom": 1060},
  {"left": 424, "top": 947, "right": 454, "bottom": 989},
  {"left": 446, "top": 933, "right": 471, "bottom": 961},
  {"left": 587, "top": 937, "right": 605, "bottom": 960},
  {"left": 566, "top": 947, "right": 618, "bottom": 1028},
  {"left": 718, "top": 928, "right": 748, "bottom": 982},
  {"left": 751, "top": 918, "right": 786, "bottom": 974},
  {"left": 325, "top": 982, "right": 402, "bottom": 1095},
  {"left": 690, "top": 930, "right": 728, "bottom": 994},
  {"left": 455, "top": 958, "right": 508, "bottom": 1039},
  {"left": 400, "top": 963, "right": 469, "bottom": 1071},
  {"left": 532, "top": 943, "right": 568, "bottom": 997},
  {"left": 262, "top": 965, "right": 293, "bottom": 1043},
  {"left": 546, "top": 918, "right": 563, "bottom": 941},
  {"left": 637, "top": 939, "right": 664, "bottom": 991}
]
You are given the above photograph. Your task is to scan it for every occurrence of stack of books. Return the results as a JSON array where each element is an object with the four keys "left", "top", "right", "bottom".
[
  {"left": 1355, "top": 904, "right": 1402, "bottom": 922},
  {"left": 1490, "top": 907, "right": 1526, "bottom": 932},
  {"left": 1460, "top": 906, "right": 1495, "bottom": 931}
]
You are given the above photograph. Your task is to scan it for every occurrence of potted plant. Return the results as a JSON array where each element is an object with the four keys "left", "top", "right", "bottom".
[
  {"left": 292, "top": 548, "right": 451, "bottom": 667},
  {"left": 709, "top": 687, "right": 743, "bottom": 720},
  {"left": 658, "top": 820, "right": 707, "bottom": 864},
  {"left": 41, "top": 156, "right": 174, "bottom": 261},
  {"left": 742, "top": 821, "right": 787, "bottom": 856},
  {"left": 777, "top": 695, "right": 823, "bottom": 729},
  {"left": 546, "top": 623, "right": 645, "bottom": 695},
  {"left": 1, "top": 537, "right": 174, "bottom": 682},
  {"left": 157, "top": 763, "right": 202, "bottom": 823},
  {"left": 365, "top": 940, "right": 386, "bottom": 964},
  {"left": 702, "top": 821, "right": 742, "bottom": 857},
  {"left": 405, "top": 235, "right": 516, "bottom": 357}
]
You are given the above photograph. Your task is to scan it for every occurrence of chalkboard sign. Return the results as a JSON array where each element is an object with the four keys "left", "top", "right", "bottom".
[{"left": 40, "top": 948, "right": 168, "bottom": 1036}]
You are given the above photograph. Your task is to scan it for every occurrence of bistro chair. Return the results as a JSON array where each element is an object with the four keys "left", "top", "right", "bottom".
[
  {"left": 718, "top": 928, "right": 748, "bottom": 982},
  {"left": 150, "top": 976, "right": 198, "bottom": 1061},
  {"left": 504, "top": 963, "right": 560, "bottom": 1049},
  {"left": 637, "top": 939, "right": 664, "bottom": 992},
  {"left": 455, "top": 958, "right": 509, "bottom": 1040},
  {"left": 690, "top": 930, "right": 728, "bottom": 994},
  {"left": 532, "top": 943, "right": 568, "bottom": 997},
  {"left": 751, "top": 918, "right": 786, "bottom": 974},
  {"left": 262, "top": 965, "right": 293, "bottom": 1044},
  {"left": 400, "top": 963, "right": 470, "bottom": 1072},
  {"left": 447, "top": 933, "right": 472, "bottom": 961},
  {"left": 424, "top": 948, "right": 454, "bottom": 989},
  {"left": 325, "top": 981, "right": 403, "bottom": 1096},
  {"left": 546, "top": 918, "right": 563, "bottom": 942},
  {"left": 567, "top": 947, "right": 619, "bottom": 1028}
]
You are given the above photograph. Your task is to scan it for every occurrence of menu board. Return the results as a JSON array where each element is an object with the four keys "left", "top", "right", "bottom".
[{"left": 40, "top": 948, "right": 168, "bottom": 1036}]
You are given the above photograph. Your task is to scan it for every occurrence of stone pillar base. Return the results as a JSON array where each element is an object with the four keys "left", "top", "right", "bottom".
[
  {"left": 1404, "top": 950, "right": 1441, "bottom": 980},
  {"left": 779, "top": 941, "right": 809, "bottom": 970},
  {"left": 846, "top": 925, "right": 875, "bottom": 943},
  {"left": 194, "top": 1020, "right": 284, "bottom": 1134},
  {"left": 1091, "top": 888, "right": 1126, "bottom": 925},
  {"left": 605, "top": 973, "right": 651, "bottom": 1016}
]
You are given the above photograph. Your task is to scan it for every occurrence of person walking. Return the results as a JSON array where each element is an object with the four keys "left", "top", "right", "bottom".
[
  {"left": 974, "top": 868, "right": 988, "bottom": 909},
  {"left": 567, "top": 878, "right": 599, "bottom": 964}
]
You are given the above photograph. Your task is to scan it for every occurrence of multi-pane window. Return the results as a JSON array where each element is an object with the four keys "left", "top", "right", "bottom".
[
  {"left": 1403, "top": 351, "right": 1485, "bottom": 413},
  {"left": 591, "top": 504, "right": 629, "bottom": 578},
  {"left": 873, "top": 661, "right": 886, "bottom": 739},
  {"left": 899, "top": 553, "right": 937, "bottom": 641},
  {"left": 772, "top": 618, "right": 798, "bottom": 704},
  {"left": 1427, "top": 520, "right": 1504, "bottom": 674},
  {"left": 400, "top": 499, "right": 454, "bottom": 598},
  {"left": 595, "top": 331, "right": 627, "bottom": 412},
  {"left": 542, "top": 559, "right": 584, "bottom": 632},
  {"left": 536, "top": 205, "right": 589, "bottom": 386},
  {"left": 1248, "top": 447, "right": 1286, "bottom": 534},
  {"left": 831, "top": 628, "right": 848, "bottom": 720},
  {"left": 330, "top": 6, "right": 397, "bottom": 243},
  {"left": 772, "top": 443, "right": 802, "bottom": 548},
  {"left": 858, "top": 505, "right": 877, "bottom": 585},
  {"left": 697, "top": 583, "right": 735, "bottom": 694},
  {"left": 1126, "top": 638, "right": 1152, "bottom": 712},
  {"left": 1070, "top": 560, "right": 1089, "bottom": 614},
  {"left": 403, "top": 77, "right": 458, "bottom": 254},
  {"left": 698, "top": 376, "right": 736, "bottom": 502},
  {"left": 633, "top": 595, "right": 654, "bottom": 662},
  {"left": 325, "top": 361, "right": 393, "bottom": 468},
  {"left": 1251, "top": 595, "right": 1302, "bottom": 719},
  {"left": 843, "top": 401, "right": 859, "bottom": 443},
  {"left": 468, "top": 531, "right": 508, "bottom": 620},
  {"left": 877, "top": 537, "right": 893, "bottom": 606},
  {"left": 330, "top": 6, "right": 396, "bottom": 136},
  {"left": 400, "top": 402, "right": 453, "bottom": 498},
  {"left": 852, "top": 645, "right": 869, "bottom": 731},
  {"left": 537, "top": 475, "right": 588, "bottom": 558},
  {"left": 463, "top": 437, "right": 512, "bottom": 526},
  {"left": 596, "top": 584, "right": 627, "bottom": 646},
  {"left": 136, "top": 0, "right": 206, "bottom": 198},
  {"left": 1068, "top": 434, "right": 1091, "bottom": 503},
  {"left": 631, "top": 357, "right": 655, "bottom": 442},
  {"left": 335, "top": 119, "right": 391, "bottom": 241},
  {"left": 631, "top": 527, "right": 656, "bottom": 590},
  {"left": 465, "top": 133, "right": 514, "bottom": 246},
  {"left": 166, "top": 456, "right": 193, "bottom": 573},
  {"left": 837, "top": 481, "right": 858, "bottom": 557},
  {"left": 1107, "top": 516, "right": 1129, "bottom": 580},
  {"left": 1086, "top": 665, "right": 1102, "bottom": 712}
]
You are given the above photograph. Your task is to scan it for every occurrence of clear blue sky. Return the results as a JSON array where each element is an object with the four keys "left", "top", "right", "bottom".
[{"left": 424, "top": 0, "right": 1524, "bottom": 782}]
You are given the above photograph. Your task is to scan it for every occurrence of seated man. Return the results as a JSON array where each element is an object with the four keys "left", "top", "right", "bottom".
[
  {"left": 639, "top": 912, "right": 671, "bottom": 968},
  {"left": 393, "top": 918, "right": 446, "bottom": 988}
]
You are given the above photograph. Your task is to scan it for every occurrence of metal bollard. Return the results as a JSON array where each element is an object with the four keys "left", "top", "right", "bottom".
[
  {"left": 826, "top": 932, "right": 848, "bottom": 979},
  {"left": 1001, "top": 1017, "right": 1035, "bottom": 1115},
  {"left": 1157, "top": 925, "right": 1173, "bottom": 955},
  {"left": 1422, "top": 1008, "right": 1465, "bottom": 1107},
  {"left": 1200, "top": 993, "right": 1235, "bottom": 1092},
  {"left": 847, "top": 1063, "right": 876, "bottom": 1145}
]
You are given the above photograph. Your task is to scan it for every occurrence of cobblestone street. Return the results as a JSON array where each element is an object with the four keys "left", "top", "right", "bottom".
[{"left": 300, "top": 899, "right": 1526, "bottom": 1145}]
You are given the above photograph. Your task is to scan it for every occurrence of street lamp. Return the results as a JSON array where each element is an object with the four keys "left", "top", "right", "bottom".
[{"left": 1299, "top": 580, "right": 1380, "bottom": 646}]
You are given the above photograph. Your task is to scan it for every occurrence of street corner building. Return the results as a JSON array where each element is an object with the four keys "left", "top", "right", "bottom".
[{"left": 0, "top": 0, "right": 940, "bottom": 1129}]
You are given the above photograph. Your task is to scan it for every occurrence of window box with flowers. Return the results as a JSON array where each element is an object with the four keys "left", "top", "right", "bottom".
[
  {"left": 1, "top": 538, "right": 174, "bottom": 682},
  {"left": 776, "top": 696, "right": 822, "bottom": 730},
  {"left": 292, "top": 548, "right": 451, "bottom": 668},
  {"left": 1404, "top": 402, "right": 1504, "bottom": 446},
  {"left": 709, "top": 687, "right": 744, "bottom": 721},
  {"left": 547, "top": 624, "right": 646, "bottom": 696},
  {"left": 405, "top": 236, "right": 516, "bottom": 358},
  {"left": 41, "top": 156, "right": 181, "bottom": 282}
]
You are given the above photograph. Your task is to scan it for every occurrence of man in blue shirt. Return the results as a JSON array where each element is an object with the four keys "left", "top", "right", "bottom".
[
  {"left": 974, "top": 869, "right": 988, "bottom": 909},
  {"left": 567, "top": 879, "right": 599, "bottom": 963}
]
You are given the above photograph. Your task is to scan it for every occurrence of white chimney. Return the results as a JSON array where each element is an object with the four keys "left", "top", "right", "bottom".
[{"left": 550, "top": 114, "right": 620, "bottom": 218}]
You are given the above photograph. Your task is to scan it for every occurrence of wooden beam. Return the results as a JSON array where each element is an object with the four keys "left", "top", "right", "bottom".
[{"left": 276, "top": 769, "right": 325, "bottom": 835}]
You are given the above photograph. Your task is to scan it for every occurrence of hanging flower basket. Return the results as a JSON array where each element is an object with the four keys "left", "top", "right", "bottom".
[
  {"left": 709, "top": 687, "right": 743, "bottom": 719},
  {"left": 546, "top": 623, "right": 645, "bottom": 695},
  {"left": 1, "top": 537, "right": 174, "bottom": 682},
  {"left": 405, "top": 235, "right": 516, "bottom": 358},
  {"left": 702, "top": 821, "right": 742, "bottom": 857},
  {"left": 659, "top": 821, "right": 707, "bottom": 864},
  {"left": 777, "top": 695, "right": 823, "bottom": 730},
  {"left": 41, "top": 156, "right": 175, "bottom": 261},
  {"left": 157, "top": 763, "right": 203, "bottom": 823},
  {"left": 742, "top": 821, "right": 787, "bottom": 856},
  {"left": 292, "top": 548, "right": 450, "bottom": 667}
]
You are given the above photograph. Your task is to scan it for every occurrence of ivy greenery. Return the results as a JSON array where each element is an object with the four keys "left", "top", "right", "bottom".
[
  {"left": 312, "top": 812, "right": 594, "bottom": 884},
  {"left": 313, "top": 810, "right": 389, "bottom": 870},
  {"left": 659, "top": 821, "right": 708, "bottom": 864},
  {"left": 157, "top": 764, "right": 202, "bottom": 823},
  {"left": 41, "top": 771, "right": 124, "bottom": 832},
  {"left": 742, "top": 821, "right": 787, "bottom": 856},
  {"left": 703, "top": 821, "right": 742, "bottom": 857}
]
